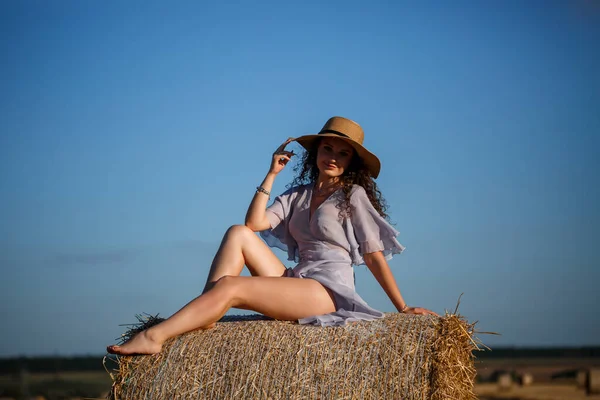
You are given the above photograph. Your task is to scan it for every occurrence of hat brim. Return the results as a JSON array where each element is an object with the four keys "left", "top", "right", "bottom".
[{"left": 293, "top": 133, "right": 381, "bottom": 179}]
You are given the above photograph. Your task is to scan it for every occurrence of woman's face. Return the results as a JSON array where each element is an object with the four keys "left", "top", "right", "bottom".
[{"left": 315, "top": 137, "right": 355, "bottom": 179}]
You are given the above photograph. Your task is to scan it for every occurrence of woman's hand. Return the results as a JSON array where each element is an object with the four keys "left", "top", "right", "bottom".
[
  {"left": 269, "top": 137, "right": 295, "bottom": 175},
  {"left": 403, "top": 306, "right": 440, "bottom": 317}
]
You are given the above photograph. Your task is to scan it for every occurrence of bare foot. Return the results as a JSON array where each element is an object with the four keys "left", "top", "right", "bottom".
[{"left": 106, "top": 330, "right": 163, "bottom": 355}]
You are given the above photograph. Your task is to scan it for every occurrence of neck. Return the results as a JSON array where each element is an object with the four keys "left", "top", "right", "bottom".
[{"left": 315, "top": 176, "right": 340, "bottom": 190}]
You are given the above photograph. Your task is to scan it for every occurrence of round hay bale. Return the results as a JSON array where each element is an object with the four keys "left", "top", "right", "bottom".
[
  {"left": 587, "top": 369, "right": 600, "bottom": 395},
  {"left": 107, "top": 313, "right": 480, "bottom": 400},
  {"left": 577, "top": 369, "right": 588, "bottom": 389},
  {"left": 497, "top": 372, "right": 513, "bottom": 391},
  {"left": 520, "top": 372, "right": 533, "bottom": 386}
]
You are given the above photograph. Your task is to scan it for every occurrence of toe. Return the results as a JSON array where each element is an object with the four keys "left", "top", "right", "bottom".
[{"left": 107, "top": 345, "right": 119, "bottom": 353}]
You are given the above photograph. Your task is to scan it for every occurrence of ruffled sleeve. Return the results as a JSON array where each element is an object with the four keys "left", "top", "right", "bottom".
[
  {"left": 345, "top": 185, "right": 405, "bottom": 265},
  {"left": 259, "top": 186, "right": 299, "bottom": 261}
]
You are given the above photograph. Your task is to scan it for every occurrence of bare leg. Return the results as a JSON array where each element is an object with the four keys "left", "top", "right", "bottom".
[
  {"left": 199, "top": 225, "right": 287, "bottom": 329},
  {"left": 202, "top": 225, "right": 287, "bottom": 293},
  {"left": 107, "top": 276, "right": 336, "bottom": 355}
]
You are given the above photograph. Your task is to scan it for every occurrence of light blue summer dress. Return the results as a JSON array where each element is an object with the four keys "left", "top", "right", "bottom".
[{"left": 260, "top": 184, "right": 405, "bottom": 326}]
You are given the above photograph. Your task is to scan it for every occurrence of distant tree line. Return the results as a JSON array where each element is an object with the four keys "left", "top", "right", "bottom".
[
  {"left": 0, "top": 355, "right": 116, "bottom": 374},
  {"left": 476, "top": 346, "right": 600, "bottom": 359}
]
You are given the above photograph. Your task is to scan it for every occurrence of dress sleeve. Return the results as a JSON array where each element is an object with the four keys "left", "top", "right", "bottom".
[
  {"left": 347, "top": 185, "right": 405, "bottom": 265},
  {"left": 259, "top": 187, "right": 298, "bottom": 261},
  {"left": 264, "top": 188, "right": 292, "bottom": 231}
]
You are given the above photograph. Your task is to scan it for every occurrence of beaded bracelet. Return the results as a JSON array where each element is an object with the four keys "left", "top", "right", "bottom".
[
  {"left": 256, "top": 186, "right": 270, "bottom": 197},
  {"left": 400, "top": 304, "right": 409, "bottom": 313}
]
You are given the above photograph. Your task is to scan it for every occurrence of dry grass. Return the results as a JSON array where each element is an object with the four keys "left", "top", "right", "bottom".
[
  {"left": 106, "top": 310, "right": 480, "bottom": 399},
  {"left": 430, "top": 313, "right": 482, "bottom": 400},
  {"left": 475, "top": 382, "right": 600, "bottom": 400}
]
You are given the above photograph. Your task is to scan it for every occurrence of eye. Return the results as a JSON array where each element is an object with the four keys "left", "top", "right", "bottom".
[
  {"left": 339, "top": 151, "right": 350, "bottom": 158},
  {"left": 323, "top": 145, "right": 333, "bottom": 152}
]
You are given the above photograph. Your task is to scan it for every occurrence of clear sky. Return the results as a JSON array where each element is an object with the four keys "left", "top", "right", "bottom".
[{"left": 1, "top": 1, "right": 599, "bottom": 357}]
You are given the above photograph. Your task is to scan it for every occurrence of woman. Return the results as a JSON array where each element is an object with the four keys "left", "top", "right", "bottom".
[{"left": 107, "top": 116, "right": 438, "bottom": 356}]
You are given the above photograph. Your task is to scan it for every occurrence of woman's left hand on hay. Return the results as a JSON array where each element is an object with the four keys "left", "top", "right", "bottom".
[{"left": 404, "top": 307, "right": 440, "bottom": 317}]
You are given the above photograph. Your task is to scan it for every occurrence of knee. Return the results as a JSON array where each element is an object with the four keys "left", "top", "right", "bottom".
[
  {"left": 213, "top": 275, "right": 239, "bottom": 293},
  {"left": 225, "top": 224, "right": 253, "bottom": 241},
  {"left": 213, "top": 275, "right": 246, "bottom": 306}
]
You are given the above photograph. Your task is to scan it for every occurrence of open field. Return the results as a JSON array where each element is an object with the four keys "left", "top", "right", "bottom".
[
  {"left": 475, "top": 357, "right": 600, "bottom": 383},
  {"left": 0, "top": 371, "right": 111, "bottom": 399},
  {"left": 3, "top": 372, "right": 600, "bottom": 400},
  {"left": 474, "top": 356, "right": 600, "bottom": 400},
  {"left": 476, "top": 382, "right": 600, "bottom": 400},
  {"left": 1, "top": 351, "right": 599, "bottom": 399}
]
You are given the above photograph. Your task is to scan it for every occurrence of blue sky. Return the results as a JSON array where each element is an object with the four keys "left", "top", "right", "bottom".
[{"left": 1, "top": 1, "right": 598, "bottom": 356}]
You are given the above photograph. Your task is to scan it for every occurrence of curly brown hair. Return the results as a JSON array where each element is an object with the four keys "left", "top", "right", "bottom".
[{"left": 289, "top": 138, "right": 389, "bottom": 220}]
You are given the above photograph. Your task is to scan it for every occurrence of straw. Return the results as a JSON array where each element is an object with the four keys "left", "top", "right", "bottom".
[{"left": 107, "top": 311, "right": 480, "bottom": 399}]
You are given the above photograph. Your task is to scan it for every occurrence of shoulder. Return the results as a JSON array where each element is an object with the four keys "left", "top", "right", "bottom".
[
  {"left": 275, "top": 184, "right": 310, "bottom": 202},
  {"left": 350, "top": 184, "right": 366, "bottom": 195},
  {"left": 349, "top": 184, "right": 368, "bottom": 198},
  {"left": 349, "top": 184, "right": 369, "bottom": 205},
  {"left": 291, "top": 184, "right": 311, "bottom": 197},
  {"left": 280, "top": 184, "right": 310, "bottom": 195}
]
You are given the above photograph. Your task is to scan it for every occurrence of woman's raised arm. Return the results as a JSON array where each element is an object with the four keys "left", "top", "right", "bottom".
[{"left": 245, "top": 138, "right": 295, "bottom": 231}]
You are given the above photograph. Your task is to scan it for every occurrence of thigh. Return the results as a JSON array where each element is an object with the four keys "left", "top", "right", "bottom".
[
  {"left": 226, "top": 276, "right": 336, "bottom": 321},
  {"left": 238, "top": 228, "right": 287, "bottom": 277}
]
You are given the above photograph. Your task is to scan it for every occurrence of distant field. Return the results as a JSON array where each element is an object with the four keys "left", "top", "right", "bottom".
[
  {"left": 0, "top": 371, "right": 111, "bottom": 384},
  {"left": 475, "top": 355, "right": 600, "bottom": 400},
  {"left": 476, "top": 383, "right": 600, "bottom": 400},
  {"left": 476, "top": 357, "right": 600, "bottom": 383},
  {"left": 0, "top": 371, "right": 111, "bottom": 399},
  {"left": 1, "top": 351, "right": 598, "bottom": 399}
]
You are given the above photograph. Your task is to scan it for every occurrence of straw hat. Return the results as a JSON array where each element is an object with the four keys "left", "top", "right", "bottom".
[{"left": 294, "top": 116, "right": 381, "bottom": 178}]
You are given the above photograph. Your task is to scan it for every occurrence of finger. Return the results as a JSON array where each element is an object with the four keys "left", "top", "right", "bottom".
[
  {"left": 274, "top": 152, "right": 295, "bottom": 162},
  {"left": 275, "top": 143, "right": 286, "bottom": 153},
  {"left": 274, "top": 151, "right": 295, "bottom": 158},
  {"left": 275, "top": 138, "right": 295, "bottom": 153},
  {"left": 425, "top": 309, "right": 440, "bottom": 317}
]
